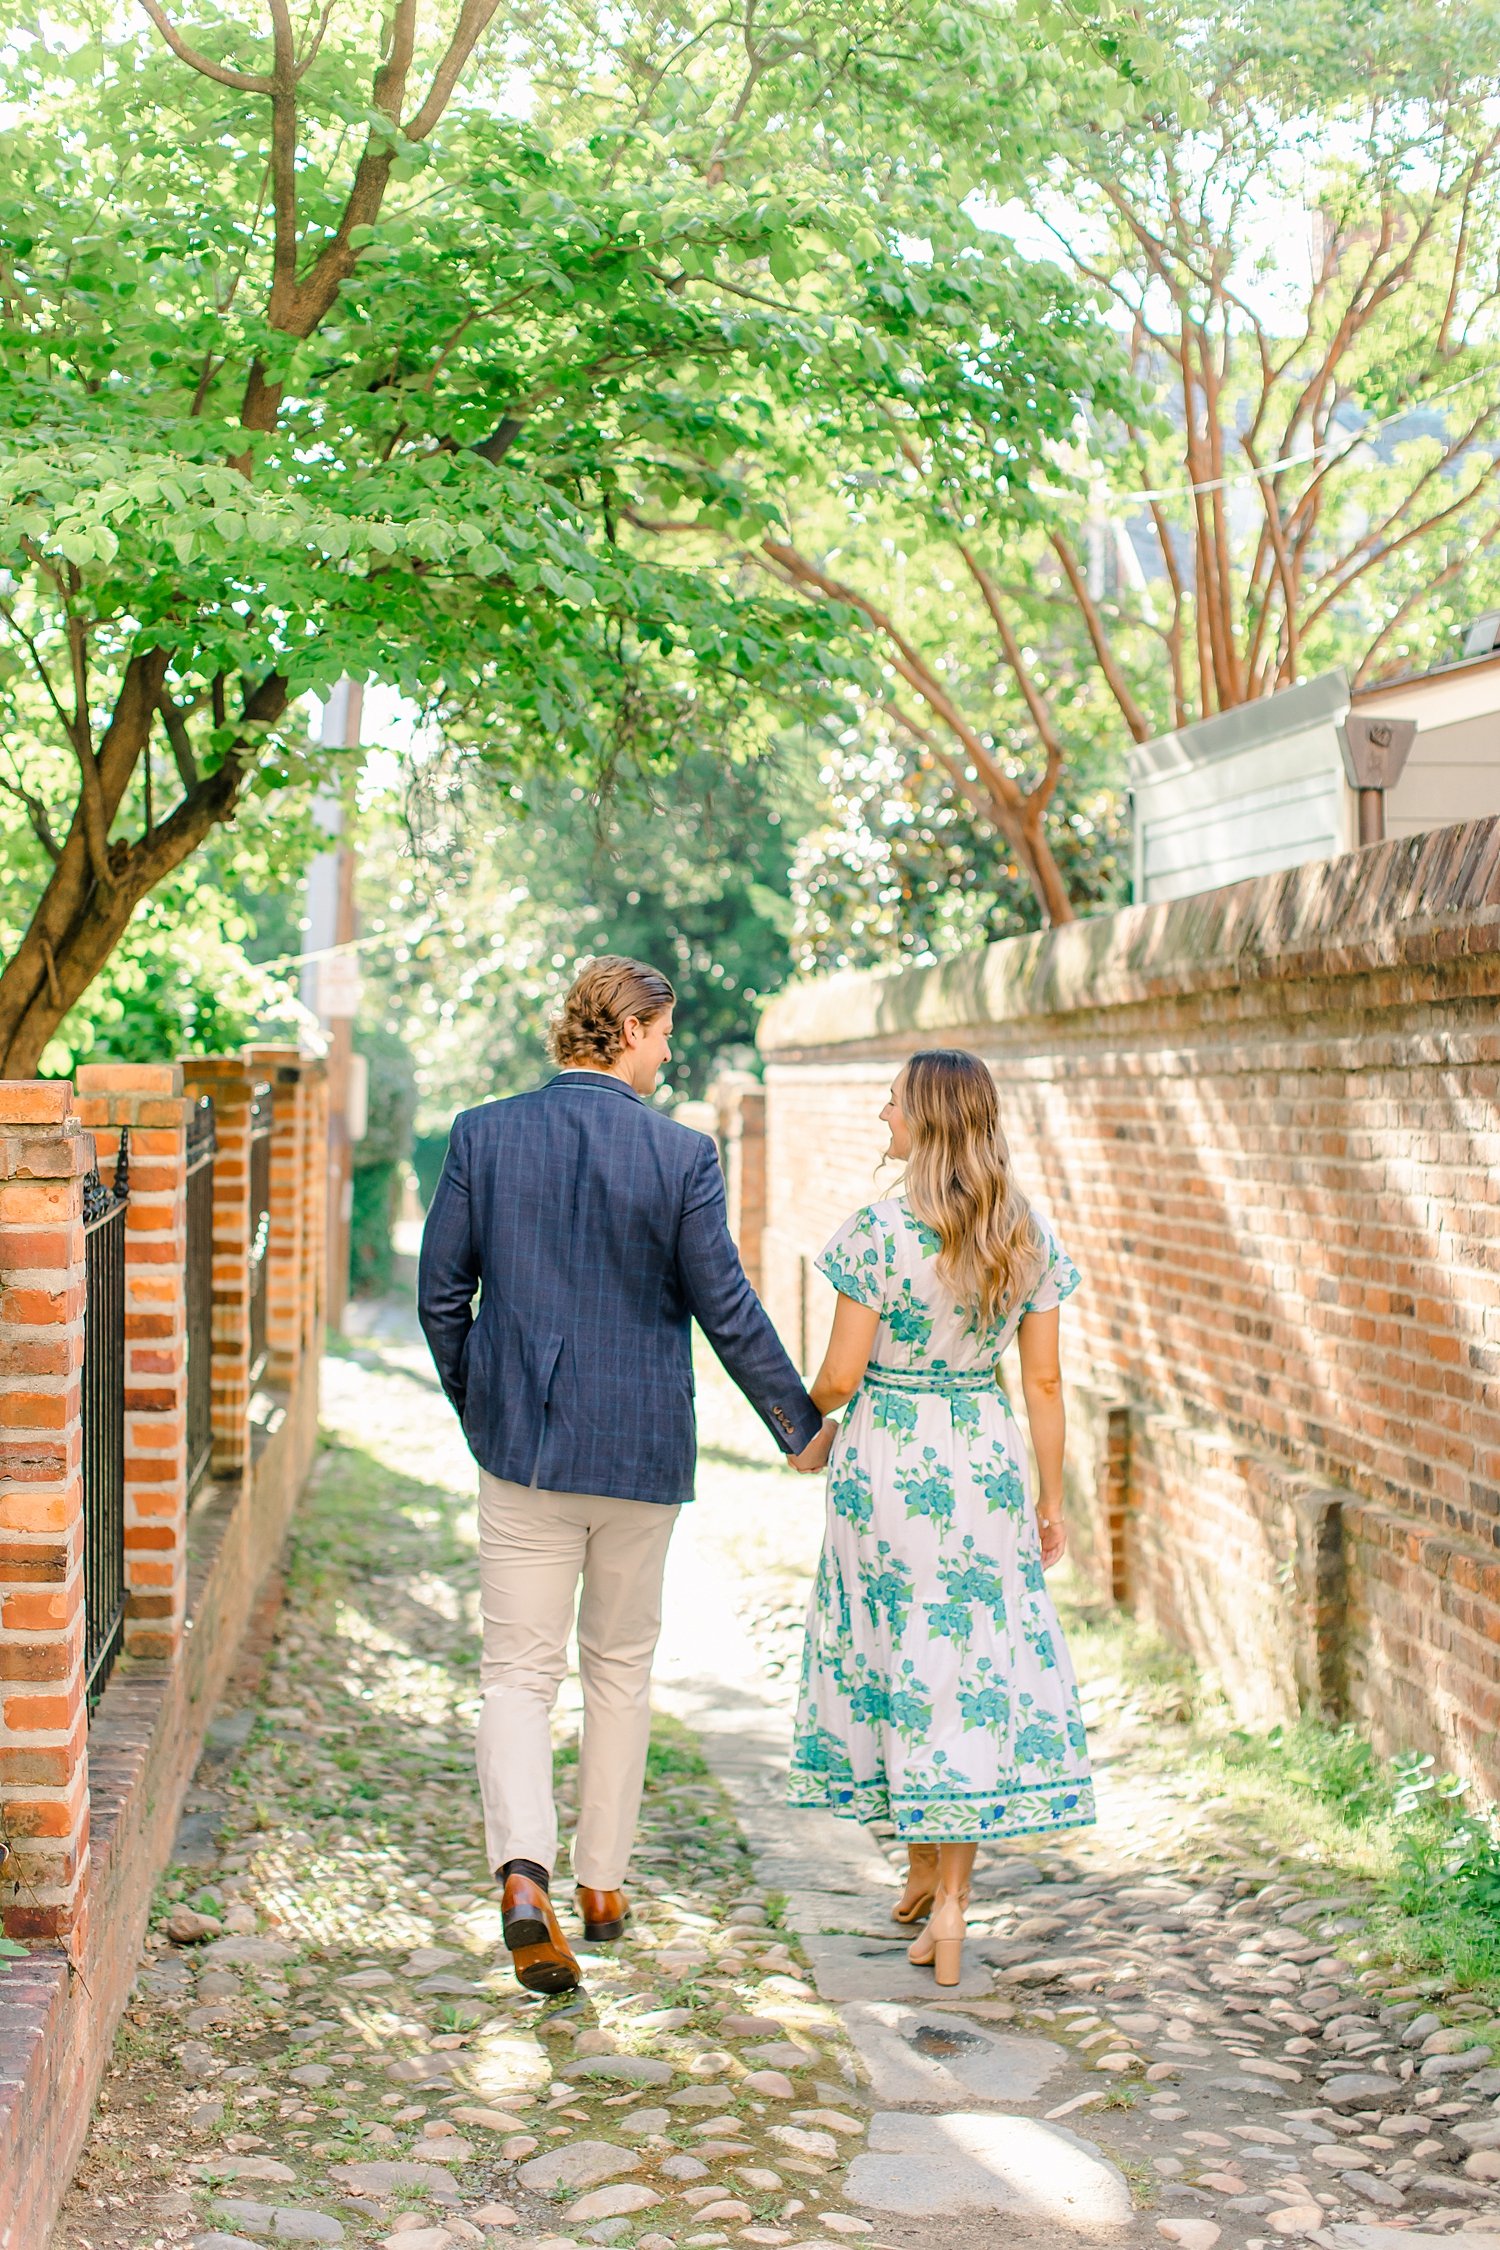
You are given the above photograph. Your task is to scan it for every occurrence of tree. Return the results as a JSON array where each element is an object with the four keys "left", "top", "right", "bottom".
[
  {"left": 355, "top": 747, "right": 817, "bottom": 1120},
  {"left": 790, "top": 725, "right": 1128, "bottom": 976},
  {"left": 659, "top": 0, "right": 1500, "bottom": 943},
  {"left": 602, "top": 160, "right": 1156, "bottom": 927},
  {"left": 0, "top": 0, "right": 1148, "bottom": 1075},
  {"left": 1006, "top": 0, "right": 1500, "bottom": 742},
  {"left": 0, "top": 751, "right": 316, "bottom": 1071}
]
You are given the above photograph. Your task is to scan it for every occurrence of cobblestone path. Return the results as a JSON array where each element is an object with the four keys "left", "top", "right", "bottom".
[{"left": 51, "top": 1295, "right": 1500, "bottom": 2250}]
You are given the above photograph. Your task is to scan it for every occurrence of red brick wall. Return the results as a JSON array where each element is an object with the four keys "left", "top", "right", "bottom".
[
  {"left": 0, "top": 1083, "right": 90, "bottom": 1941},
  {"left": 758, "top": 820, "right": 1500, "bottom": 1787},
  {"left": 75, "top": 1065, "right": 191, "bottom": 1662},
  {"left": 0, "top": 1051, "right": 328, "bottom": 2249},
  {"left": 181, "top": 1057, "right": 263, "bottom": 1480}
]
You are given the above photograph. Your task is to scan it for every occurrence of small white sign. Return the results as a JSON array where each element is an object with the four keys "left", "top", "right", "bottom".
[
  {"left": 318, "top": 955, "right": 363, "bottom": 1020},
  {"left": 346, "top": 1053, "right": 369, "bottom": 1143}
]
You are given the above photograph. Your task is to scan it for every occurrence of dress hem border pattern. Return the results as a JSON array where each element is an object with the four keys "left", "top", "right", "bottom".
[{"left": 786, "top": 1766, "right": 1097, "bottom": 1842}]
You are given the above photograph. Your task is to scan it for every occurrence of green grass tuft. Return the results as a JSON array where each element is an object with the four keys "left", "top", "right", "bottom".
[
  {"left": 1055, "top": 1569, "right": 1500, "bottom": 2003},
  {"left": 644, "top": 1714, "right": 710, "bottom": 1782},
  {"left": 1218, "top": 1720, "right": 1500, "bottom": 1993}
]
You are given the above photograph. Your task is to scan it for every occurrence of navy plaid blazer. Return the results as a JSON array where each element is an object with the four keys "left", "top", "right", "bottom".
[{"left": 417, "top": 1072, "right": 822, "bottom": 1505}]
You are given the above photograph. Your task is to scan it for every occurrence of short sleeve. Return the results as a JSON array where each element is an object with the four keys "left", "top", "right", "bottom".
[
  {"left": 1020, "top": 1212, "right": 1081, "bottom": 1317},
  {"left": 816, "top": 1205, "right": 891, "bottom": 1311}
]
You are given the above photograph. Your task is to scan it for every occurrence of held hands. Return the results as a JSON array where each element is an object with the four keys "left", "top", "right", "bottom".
[
  {"left": 1037, "top": 1508, "right": 1067, "bottom": 1569},
  {"left": 789, "top": 1417, "right": 838, "bottom": 1474}
]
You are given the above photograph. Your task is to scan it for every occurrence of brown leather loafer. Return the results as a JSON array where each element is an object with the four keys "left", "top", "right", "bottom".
[
  {"left": 502, "top": 1872, "right": 580, "bottom": 1994},
  {"left": 575, "top": 1885, "right": 630, "bottom": 1943}
]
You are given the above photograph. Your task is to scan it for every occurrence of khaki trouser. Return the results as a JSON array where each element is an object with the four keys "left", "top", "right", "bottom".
[{"left": 475, "top": 1471, "right": 681, "bottom": 1889}]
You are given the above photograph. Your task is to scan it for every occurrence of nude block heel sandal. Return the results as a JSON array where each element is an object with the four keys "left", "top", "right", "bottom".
[
  {"left": 891, "top": 1843, "right": 940, "bottom": 1926},
  {"left": 908, "top": 1886, "right": 968, "bottom": 1987}
]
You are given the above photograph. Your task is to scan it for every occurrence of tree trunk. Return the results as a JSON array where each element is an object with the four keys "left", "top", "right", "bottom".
[
  {"left": 0, "top": 663, "right": 287, "bottom": 1077},
  {"left": 1017, "top": 808, "right": 1077, "bottom": 926},
  {"left": 2, "top": 4, "right": 504, "bottom": 1080}
]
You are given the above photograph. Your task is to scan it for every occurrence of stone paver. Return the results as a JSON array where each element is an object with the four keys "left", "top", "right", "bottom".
[
  {"left": 795, "top": 1935, "right": 993, "bottom": 2005},
  {"left": 835, "top": 2004, "right": 1065, "bottom": 2105},
  {"left": 49, "top": 1301, "right": 883, "bottom": 2250},
  {"left": 210, "top": 2201, "right": 347, "bottom": 2238},
  {"left": 516, "top": 2142, "right": 645, "bottom": 2193},
  {"left": 48, "top": 1292, "right": 1500, "bottom": 2250},
  {"left": 845, "top": 2110, "right": 1132, "bottom": 2223}
]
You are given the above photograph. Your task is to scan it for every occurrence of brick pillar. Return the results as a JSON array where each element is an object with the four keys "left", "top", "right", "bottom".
[
  {"left": 243, "top": 1048, "right": 307, "bottom": 1384},
  {"left": 74, "top": 1065, "right": 191, "bottom": 1661},
  {"left": 0, "top": 1082, "right": 92, "bottom": 1941},
  {"left": 1100, "top": 1401, "right": 1132, "bottom": 1606},
  {"left": 300, "top": 1061, "right": 329, "bottom": 1359},
  {"left": 711, "top": 1072, "right": 767, "bottom": 1294},
  {"left": 1290, "top": 1480, "right": 1348, "bottom": 1722},
  {"left": 181, "top": 1058, "right": 262, "bottom": 1484}
]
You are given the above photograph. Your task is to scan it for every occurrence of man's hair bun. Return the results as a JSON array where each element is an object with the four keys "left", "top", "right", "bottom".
[{"left": 550, "top": 956, "right": 675, "bottom": 1069}]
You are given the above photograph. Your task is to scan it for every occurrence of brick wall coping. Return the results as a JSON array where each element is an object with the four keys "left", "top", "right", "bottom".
[
  {"left": 75, "top": 1063, "right": 184, "bottom": 1096},
  {"left": 758, "top": 814, "right": 1500, "bottom": 1055}
]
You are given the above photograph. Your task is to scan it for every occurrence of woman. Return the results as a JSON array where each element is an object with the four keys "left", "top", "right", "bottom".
[{"left": 788, "top": 1050, "right": 1095, "bottom": 1986}]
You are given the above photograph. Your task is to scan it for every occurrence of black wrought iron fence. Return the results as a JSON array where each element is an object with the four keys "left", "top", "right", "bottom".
[
  {"left": 248, "top": 1089, "right": 272, "bottom": 1383},
  {"left": 185, "top": 1096, "right": 216, "bottom": 1496},
  {"left": 83, "top": 1130, "right": 129, "bottom": 1704}
]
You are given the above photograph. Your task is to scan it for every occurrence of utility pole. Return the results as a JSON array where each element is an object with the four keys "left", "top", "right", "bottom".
[{"left": 302, "top": 681, "right": 364, "bottom": 1329}]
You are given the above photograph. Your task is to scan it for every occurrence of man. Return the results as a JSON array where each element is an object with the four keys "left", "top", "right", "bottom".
[{"left": 418, "top": 955, "right": 829, "bottom": 1992}]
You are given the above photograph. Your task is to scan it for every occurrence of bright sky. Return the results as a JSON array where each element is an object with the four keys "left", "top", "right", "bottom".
[{"left": 969, "top": 188, "right": 1317, "bottom": 332}]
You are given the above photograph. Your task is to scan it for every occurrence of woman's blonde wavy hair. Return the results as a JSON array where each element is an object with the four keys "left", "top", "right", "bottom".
[{"left": 900, "top": 1049, "right": 1044, "bottom": 1330}]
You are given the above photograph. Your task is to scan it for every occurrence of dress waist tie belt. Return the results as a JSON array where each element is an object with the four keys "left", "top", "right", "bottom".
[{"left": 861, "top": 1363, "right": 1006, "bottom": 1401}]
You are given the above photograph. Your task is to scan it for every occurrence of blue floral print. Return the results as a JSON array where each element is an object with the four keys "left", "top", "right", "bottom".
[
  {"left": 859, "top": 1540, "right": 914, "bottom": 1637},
  {"left": 896, "top": 1447, "right": 956, "bottom": 1528},
  {"left": 829, "top": 1458, "right": 874, "bottom": 1530},
  {"left": 979, "top": 1444, "right": 1028, "bottom": 1516},
  {"left": 871, "top": 1388, "right": 919, "bottom": 1439},
  {"left": 886, "top": 1280, "right": 935, "bottom": 1349}
]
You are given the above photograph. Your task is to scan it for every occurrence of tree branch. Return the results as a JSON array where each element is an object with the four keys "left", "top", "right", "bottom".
[
  {"left": 269, "top": 0, "right": 501, "bottom": 356},
  {"left": 1352, "top": 543, "right": 1479, "bottom": 688},
  {"left": 760, "top": 536, "right": 1025, "bottom": 813},
  {"left": 136, "top": 0, "right": 273, "bottom": 92},
  {"left": 954, "top": 542, "right": 1066, "bottom": 811},
  {"left": 295, "top": 0, "right": 338, "bottom": 76},
  {"left": 1316, "top": 398, "right": 1500, "bottom": 588},
  {"left": 1301, "top": 476, "right": 1498, "bottom": 635},
  {"left": 756, "top": 537, "right": 1075, "bottom": 923},
  {"left": 65, "top": 614, "right": 115, "bottom": 892},
  {"left": 265, "top": 0, "right": 300, "bottom": 323},
  {"left": 0, "top": 599, "right": 77, "bottom": 745},
  {"left": 1046, "top": 529, "right": 1153, "bottom": 741},
  {"left": 154, "top": 689, "right": 200, "bottom": 792},
  {"left": 403, "top": 0, "right": 504, "bottom": 141},
  {"left": 704, "top": 0, "right": 764, "bottom": 185},
  {"left": 1241, "top": 433, "right": 1299, "bottom": 691},
  {"left": 474, "top": 414, "right": 526, "bottom": 464},
  {"left": 0, "top": 767, "right": 61, "bottom": 862},
  {"left": 1141, "top": 489, "right": 1188, "bottom": 726}
]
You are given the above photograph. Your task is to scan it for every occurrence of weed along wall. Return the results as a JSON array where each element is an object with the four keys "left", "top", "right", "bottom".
[{"left": 753, "top": 818, "right": 1500, "bottom": 1790}]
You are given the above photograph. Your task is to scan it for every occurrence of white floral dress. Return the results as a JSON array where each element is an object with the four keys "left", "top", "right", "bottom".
[{"left": 788, "top": 1194, "right": 1095, "bottom": 1843}]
